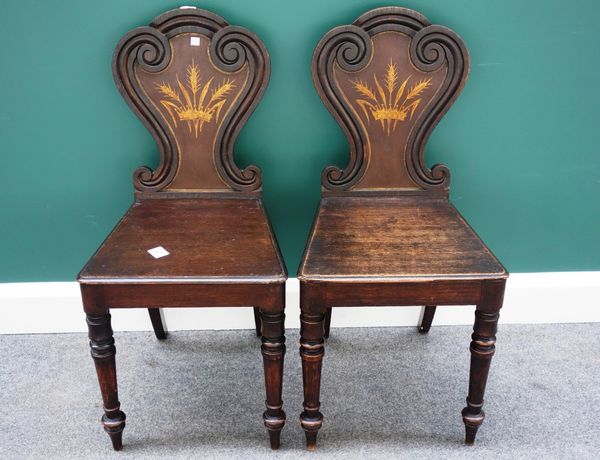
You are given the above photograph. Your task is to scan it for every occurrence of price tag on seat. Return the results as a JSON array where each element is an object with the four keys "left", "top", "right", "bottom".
[{"left": 147, "top": 246, "right": 170, "bottom": 259}]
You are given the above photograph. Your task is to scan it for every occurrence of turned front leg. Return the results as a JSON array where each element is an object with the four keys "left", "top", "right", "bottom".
[
  {"left": 462, "top": 309, "right": 499, "bottom": 444},
  {"left": 259, "top": 311, "right": 286, "bottom": 449},
  {"left": 299, "top": 310, "right": 326, "bottom": 451},
  {"left": 86, "top": 313, "right": 126, "bottom": 450},
  {"left": 462, "top": 280, "right": 505, "bottom": 444}
]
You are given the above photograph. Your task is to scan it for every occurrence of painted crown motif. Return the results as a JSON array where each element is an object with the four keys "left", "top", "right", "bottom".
[
  {"left": 353, "top": 59, "right": 431, "bottom": 135},
  {"left": 157, "top": 61, "right": 236, "bottom": 137}
]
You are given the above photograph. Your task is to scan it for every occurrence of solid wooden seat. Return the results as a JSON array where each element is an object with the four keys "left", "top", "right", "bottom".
[
  {"left": 80, "top": 199, "right": 285, "bottom": 283},
  {"left": 78, "top": 7, "right": 286, "bottom": 451},
  {"left": 300, "top": 197, "right": 505, "bottom": 280},
  {"left": 299, "top": 7, "right": 508, "bottom": 450}
]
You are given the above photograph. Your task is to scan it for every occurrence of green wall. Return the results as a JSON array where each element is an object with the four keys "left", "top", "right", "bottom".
[{"left": 1, "top": 0, "right": 599, "bottom": 282}]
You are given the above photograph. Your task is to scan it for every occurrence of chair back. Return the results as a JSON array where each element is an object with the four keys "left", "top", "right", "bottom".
[
  {"left": 313, "top": 7, "right": 469, "bottom": 195},
  {"left": 113, "top": 7, "right": 269, "bottom": 196}
]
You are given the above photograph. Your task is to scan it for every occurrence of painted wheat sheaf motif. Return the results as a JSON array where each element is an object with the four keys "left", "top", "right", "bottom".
[
  {"left": 157, "top": 60, "right": 235, "bottom": 137},
  {"left": 353, "top": 59, "right": 432, "bottom": 135}
]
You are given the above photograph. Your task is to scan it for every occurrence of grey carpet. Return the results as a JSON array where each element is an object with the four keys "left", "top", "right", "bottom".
[{"left": 1, "top": 323, "right": 599, "bottom": 459}]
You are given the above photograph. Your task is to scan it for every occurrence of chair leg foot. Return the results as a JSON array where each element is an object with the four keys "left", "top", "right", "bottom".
[
  {"left": 305, "top": 430, "right": 318, "bottom": 451},
  {"left": 103, "top": 412, "right": 127, "bottom": 451},
  {"left": 418, "top": 305, "right": 436, "bottom": 334},
  {"left": 148, "top": 308, "right": 168, "bottom": 340},
  {"left": 462, "top": 411, "right": 481, "bottom": 445},
  {"left": 267, "top": 427, "right": 281, "bottom": 450},
  {"left": 263, "top": 409, "right": 285, "bottom": 450}
]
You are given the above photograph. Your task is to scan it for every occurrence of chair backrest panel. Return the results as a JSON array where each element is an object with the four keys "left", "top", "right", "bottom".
[
  {"left": 313, "top": 7, "right": 469, "bottom": 196},
  {"left": 113, "top": 8, "right": 269, "bottom": 196}
]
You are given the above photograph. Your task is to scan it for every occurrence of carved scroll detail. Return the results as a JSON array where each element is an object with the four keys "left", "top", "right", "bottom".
[
  {"left": 112, "top": 9, "right": 268, "bottom": 193},
  {"left": 313, "top": 26, "right": 373, "bottom": 190},
  {"left": 210, "top": 26, "right": 269, "bottom": 191},
  {"left": 408, "top": 25, "right": 469, "bottom": 190},
  {"left": 313, "top": 7, "right": 469, "bottom": 194},
  {"left": 113, "top": 28, "right": 173, "bottom": 192}
]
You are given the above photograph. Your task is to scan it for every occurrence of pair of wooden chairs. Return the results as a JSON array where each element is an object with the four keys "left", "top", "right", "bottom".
[{"left": 78, "top": 6, "right": 507, "bottom": 451}]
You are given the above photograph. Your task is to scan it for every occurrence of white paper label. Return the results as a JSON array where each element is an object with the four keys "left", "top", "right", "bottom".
[
  {"left": 147, "top": 246, "right": 170, "bottom": 259},
  {"left": 190, "top": 36, "right": 200, "bottom": 46}
]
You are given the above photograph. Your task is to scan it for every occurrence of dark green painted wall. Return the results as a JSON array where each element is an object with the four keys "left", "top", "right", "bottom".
[{"left": 1, "top": 0, "right": 599, "bottom": 282}]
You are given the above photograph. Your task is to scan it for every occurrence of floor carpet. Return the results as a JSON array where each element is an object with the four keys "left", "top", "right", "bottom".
[{"left": 1, "top": 323, "right": 599, "bottom": 459}]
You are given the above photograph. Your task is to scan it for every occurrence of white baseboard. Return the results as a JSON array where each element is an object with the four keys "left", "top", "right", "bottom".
[{"left": 0, "top": 272, "right": 599, "bottom": 334}]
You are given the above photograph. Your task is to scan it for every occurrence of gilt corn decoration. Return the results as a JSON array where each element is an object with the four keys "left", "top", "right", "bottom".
[
  {"left": 157, "top": 61, "right": 235, "bottom": 137},
  {"left": 353, "top": 59, "right": 431, "bottom": 135}
]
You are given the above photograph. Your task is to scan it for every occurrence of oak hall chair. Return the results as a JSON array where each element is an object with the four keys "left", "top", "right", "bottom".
[
  {"left": 77, "top": 7, "right": 286, "bottom": 450},
  {"left": 298, "top": 7, "right": 508, "bottom": 449}
]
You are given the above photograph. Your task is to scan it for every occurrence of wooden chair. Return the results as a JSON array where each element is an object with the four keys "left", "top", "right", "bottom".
[
  {"left": 78, "top": 7, "right": 286, "bottom": 450},
  {"left": 299, "top": 7, "right": 507, "bottom": 449}
]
